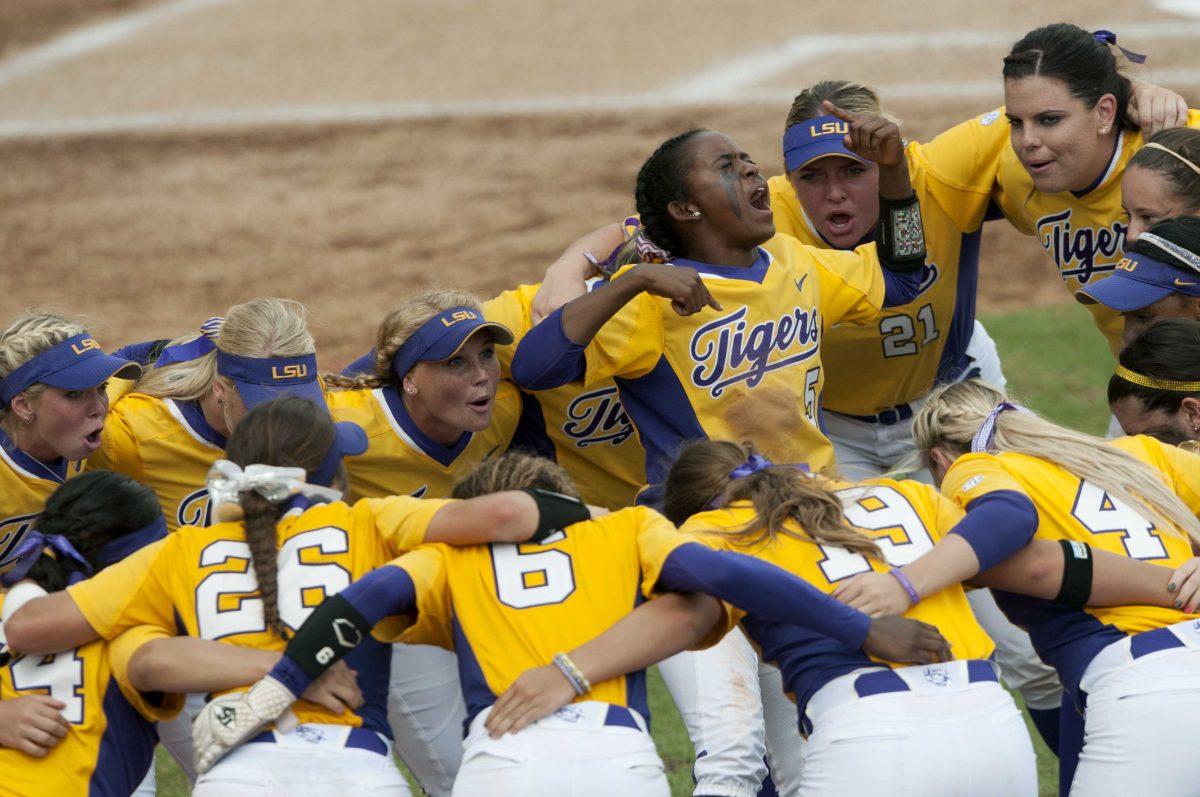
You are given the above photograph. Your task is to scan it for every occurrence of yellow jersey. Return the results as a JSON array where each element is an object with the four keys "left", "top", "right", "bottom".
[
  {"left": 89, "top": 393, "right": 226, "bottom": 532},
  {"left": 0, "top": 619, "right": 180, "bottom": 797},
  {"left": 485, "top": 284, "right": 645, "bottom": 509},
  {"left": 569, "top": 233, "right": 888, "bottom": 488},
  {"left": 0, "top": 429, "right": 85, "bottom": 574},
  {"left": 327, "top": 380, "right": 521, "bottom": 500},
  {"left": 381, "top": 506, "right": 708, "bottom": 724},
  {"left": 993, "top": 110, "right": 1200, "bottom": 353},
  {"left": 943, "top": 435, "right": 1200, "bottom": 635},
  {"left": 769, "top": 109, "right": 1010, "bottom": 413},
  {"left": 66, "top": 496, "right": 451, "bottom": 735}
]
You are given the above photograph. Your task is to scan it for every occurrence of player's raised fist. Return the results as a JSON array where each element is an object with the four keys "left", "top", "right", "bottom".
[{"left": 822, "top": 100, "right": 905, "bottom": 167}]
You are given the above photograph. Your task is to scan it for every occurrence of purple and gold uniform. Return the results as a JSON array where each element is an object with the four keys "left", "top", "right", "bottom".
[
  {"left": 0, "top": 617, "right": 181, "bottom": 797},
  {"left": 64, "top": 496, "right": 450, "bottom": 735},
  {"left": 485, "top": 285, "right": 645, "bottom": 509},
  {"left": 992, "top": 110, "right": 1200, "bottom": 353},
  {"left": 0, "top": 430, "right": 84, "bottom": 573},
  {"left": 770, "top": 110, "right": 1010, "bottom": 414}
]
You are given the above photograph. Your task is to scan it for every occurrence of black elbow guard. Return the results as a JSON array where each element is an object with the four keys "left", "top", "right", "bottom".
[
  {"left": 521, "top": 487, "right": 591, "bottom": 543},
  {"left": 1054, "top": 540, "right": 1093, "bottom": 608},
  {"left": 876, "top": 193, "right": 926, "bottom": 272},
  {"left": 284, "top": 593, "right": 372, "bottom": 680}
]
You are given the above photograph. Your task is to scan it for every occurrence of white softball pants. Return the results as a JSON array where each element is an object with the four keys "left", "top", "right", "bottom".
[
  {"left": 387, "top": 643, "right": 467, "bottom": 797},
  {"left": 797, "top": 663, "right": 1037, "bottom": 797},
  {"left": 1070, "top": 622, "right": 1200, "bottom": 796},
  {"left": 450, "top": 702, "right": 668, "bottom": 797},
  {"left": 191, "top": 724, "right": 411, "bottom": 796}
]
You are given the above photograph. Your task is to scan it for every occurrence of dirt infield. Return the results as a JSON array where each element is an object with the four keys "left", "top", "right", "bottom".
[{"left": 1, "top": 0, "right": 1195, "bottom": 367}]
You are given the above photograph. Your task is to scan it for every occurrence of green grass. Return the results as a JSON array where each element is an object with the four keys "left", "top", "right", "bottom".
[{"left": 155, "top": 306, "right": 1109, "bottom": 796}]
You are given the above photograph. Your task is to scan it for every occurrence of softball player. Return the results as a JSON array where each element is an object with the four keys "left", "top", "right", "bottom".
[
  {"left": 92, "top": 298, "right": 326, "bottom": 532},
  {"left": 1118, "top": 128, "right": 1200, "bottom": 244},
  {"left": 0, "top": 313, "right": 141, "bottom": 574},
  {"left": 323, "top": 288, "right": 525, "bottom": 793},
  {"left": 838, "top": 379, "right": 1200, "bottom": 795},
  {"left": 994, "top": 23, "right": 1200, "bottom": 355},
  {"left": 1108, "top": 318, "right": 1200, "bottom": 443},
  {"left": 187, "top": 450, "right": 948, "bottom": 796},
  {"left": 4, "top": 396, "right": 612, "bottom": 796}
]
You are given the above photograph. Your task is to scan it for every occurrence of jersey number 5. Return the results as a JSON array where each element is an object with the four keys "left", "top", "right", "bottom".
[
  {"left": 490, "top": 530, "right": 576, "bottom": 609},
  {"left": 817, "top": 486, "right": 936, "bottom": 582},
  {"left": 195, "top": 527, "right": 353, "bottom": 639}
]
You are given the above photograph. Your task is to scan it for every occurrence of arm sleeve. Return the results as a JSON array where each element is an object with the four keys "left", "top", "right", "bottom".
[
  {"left": 951, "top": 490, "right": 1040, "bottom": 571},
  {"left": 361, "top": 496, "right": 455, "bottom": 558},
  {"left": 110, "top": 340, "right": 170, "bottom": 366},
  {"left": 67, "top": 537, "right": 176, "bottom": 640},
  {"left": 107, "top": 625, "right": 185, "bottom": 722},
  {"left": 510, "top": 307, "right": 587, "bottom": 389},
  {"left": 658, "top": 542, "right": 871, "bottom": 650},
  {"left": 881, "top": 267, "right": 927, "bottom": 307}
]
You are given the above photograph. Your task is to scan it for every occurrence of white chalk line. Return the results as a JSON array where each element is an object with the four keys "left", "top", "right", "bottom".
[{"left": 2, "top": 17, "right": 1200, "bottom": 139}]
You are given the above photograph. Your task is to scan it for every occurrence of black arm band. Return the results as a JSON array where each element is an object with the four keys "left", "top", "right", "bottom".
[
  {"left": 283, "top": 593, "right": 372, "bottom": 680},
  {"left": 875, "top": 193, "right": 926, "bottom": 272},
  {"left": 521, "top": 487, "right": 591, "bottom": 543},
  {"left": 1054, "top": 540, "right": 1094, "bottom": 608}
]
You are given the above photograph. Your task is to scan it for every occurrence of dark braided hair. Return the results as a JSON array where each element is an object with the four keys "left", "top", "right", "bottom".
[
  {"left": 634, "top": 129, "right": 707, "bottom": 259},
  {"left": 224, "top": 396, "right": 335, "bottom": 640},
  {"left": 29, "top": 471, "right": 162, "bottom": 593},
  {"left": 1003, "top": 23, "right": 1134, "bottom": 131}
]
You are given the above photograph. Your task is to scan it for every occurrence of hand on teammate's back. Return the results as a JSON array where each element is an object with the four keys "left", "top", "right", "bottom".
[
  {"left": 863, "top": 616, "right": 952, "bottom": 665},
  {"left": 832, "top": 571, "right": 913, "bottom": 617},
  {"left": 483, "top": 663, "right": 577, "bottom": 738},
  {"left": 1126, "top": 78, "right": 1189, "bottom": 138},
  {"left": 1168, "top": 556, "right": 1200, "bottom": 614},
  {"left": 629, "top": 263, "right": 722, "bottom": 317},
  {"left": 301, "top": 660, "right": 364, "bottom": 714},
  {"left": 0, "top": 694, "right": 70, "bottom": 757}
]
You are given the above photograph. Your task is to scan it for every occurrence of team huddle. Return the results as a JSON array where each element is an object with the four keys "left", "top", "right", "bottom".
[{"left": 4, "top": 20, "right": 1200, "bottom": 797}]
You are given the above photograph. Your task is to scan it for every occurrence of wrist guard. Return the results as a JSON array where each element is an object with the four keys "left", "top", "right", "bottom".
[
  {"left": 876, "top": 193, "right": 926, "bottom": 272},
  {"left": 283, "top": 593, "right": 371, "bottom": 680},
  {"left": 522, "top": 488, "right": 591, "bottom": 543},
  {"left": 1054, "top": 540, "right": 1093, "bottom": 608}
]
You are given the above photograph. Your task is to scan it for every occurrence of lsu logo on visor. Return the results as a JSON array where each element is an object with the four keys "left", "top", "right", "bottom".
[
  {"left": 811, "top": 121, "right": 849, "bottom": 137},
  {"left": 690, "top": 305, "right": 820, "bottom": 398},
  {"left": 71, "top": 338, "right": 101, "bottom": 356},
  {"left": 272, "top": 364, "right": 309, "bottom": 380},
  {"left": 1115, "top": 258, "right": 1137, "bottom": 273},
  {"left": 441, "top": 310, "right": 478, "bottom": 327},
  {"left": 563, "top": 386, "right": 634, "bottom": 447}
]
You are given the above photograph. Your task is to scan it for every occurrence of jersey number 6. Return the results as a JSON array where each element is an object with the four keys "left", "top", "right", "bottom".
[{"left": 490, "top": 530, "right": 576, "bottom": 609}]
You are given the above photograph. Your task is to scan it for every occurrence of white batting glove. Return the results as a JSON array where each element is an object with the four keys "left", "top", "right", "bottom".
[{"left": 191, "top": 676, "right": 297, "bottom": 774}]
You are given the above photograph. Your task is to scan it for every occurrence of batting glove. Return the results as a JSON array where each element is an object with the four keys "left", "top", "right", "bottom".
[{"left": 191, "top": 676, "right": 297, "bottom": 774}]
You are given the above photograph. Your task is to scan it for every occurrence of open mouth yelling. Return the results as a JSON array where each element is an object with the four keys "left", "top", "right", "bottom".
[
  {"left": 826, "top": 211, "right": 855, "bottom": 237},
  {"left": 82, "top": 427, "right": 103, "bottom": 453},
  {"left": 466, "top": 396, "right": 492, "bottom": 416},
  {"left": 748, "top": 185, "right": 771, "bottom": 214}
]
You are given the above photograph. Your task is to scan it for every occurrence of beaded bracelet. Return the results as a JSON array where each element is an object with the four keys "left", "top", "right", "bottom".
[
  {"left": 552, "top": 652, "right": 591, "bottom": 696},
  {"left": 889, "top": 568, "right": 921, "bottom": 606}
]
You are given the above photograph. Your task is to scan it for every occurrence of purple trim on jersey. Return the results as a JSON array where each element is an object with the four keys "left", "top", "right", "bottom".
[
  {"left": 174, "top": 399, "right": 227, "bottom": 449},
  {"left": 509, "top": 389, "right": 559, "bottom": 461},
  {"left": 954, "top": 490, "right": 1038, "bottom": 571},
  {"left": 671, "top": 248, "right": 771, "bottom": 284},
  {"left": 0, "top": 424, "right": 70, "bottom": 482},
  {"left": 378, "top": 383, "right": 473, "bottom": 468},
  {"left": 510, "top": 307, "right": 587, "bottom": 391},
  {"left": 880, "top": 265, "right": 926, "bottom": 308},
  {"left": 936, "top": 228, "right": 982, "bottom": 383},
  {"left": 625, "top": 569, "right": 651, "bottom": 726},
  {"left": 453, "top": 614, "right": 499, "bottom": 734},
  {"left": 658, "top": 543, "right": 872, "bottom": 648},
  {"left": 92, "top": 674, "right": 159, "bottom": 797},
  {"left": 342, "top": 349, "right": 377, "bottom": 377},
  {"left": 989, "top": 589, "right": 1124, "bottom": 710},
  {"left": 1058, "top": 696, "right": 1085, "bottom": 793},
  {"left": 614, "top": 358, "right": 707, "bottom": 502}
]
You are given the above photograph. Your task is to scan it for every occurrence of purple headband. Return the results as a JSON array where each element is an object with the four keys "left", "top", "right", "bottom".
[
  {"left": 0, "top": 334, "right": 140, "bottom": 407},
  {"left": 154, "top": 317, "right": 224, "bottom": 366},
  {"left": 970, "top": 402, "right": 1034, "bottom": 453},
  {"left": 1092, "top": 30, "right": 1147, "bottom": 64},
  {"left": 1, "top": 531, "right": 92, "bottom": 587},
  {"left": 389, "top": 307, "right": 514, "bottom": 381}
]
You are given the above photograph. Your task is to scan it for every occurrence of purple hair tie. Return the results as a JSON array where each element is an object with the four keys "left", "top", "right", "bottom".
[
  {"left": 970, "top": 401, "right": 1034, "bottom": 454},
  {"left": 1092, "top": 30, "right": 1147, "bottom": 64},
  {"left": 154, "top": 316, "right": 224, "bottom": 367},
  {"left": 0, "top": 531, "right": 92, "bottom": 587},
  {"left": 730, "top": 453, "right": 773, "bottom": 480}
]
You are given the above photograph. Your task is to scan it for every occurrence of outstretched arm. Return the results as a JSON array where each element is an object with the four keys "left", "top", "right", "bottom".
[{"left": 530, "top": 222, "right": 626, "bottom": 324}]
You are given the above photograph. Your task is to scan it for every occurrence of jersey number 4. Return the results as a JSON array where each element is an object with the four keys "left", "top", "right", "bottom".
[
  {"left": 10, "top": 652, "right": 85, "bottom": 724},
  {"left": 490, "top": 530, "right": 577, "bottom": 609},
  {"left": 1070, "top": 480, "right": 1168, "bottom": 560},
  {"left": 195, "top": 527, "right": 352, "bottom": 639},
  {"left": 817, "top": 486, "right": 935, "bottom": 582}
]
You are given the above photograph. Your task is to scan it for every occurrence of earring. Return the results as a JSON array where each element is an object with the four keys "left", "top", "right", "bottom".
[
  {"left": 1100, "top": 126, "right": 1110, "bottom": 134},
  {"left": 21, "top": 415, "right": 33, "bottom": 425},
  {"left": 690, "top": 211, "right": 702, "bottom": 218},
  {"left": 216, "top": 398, "right": 224, "bottom": 405},
  {"left": 405, "top": 387, "right": 417, "bottom": 396}
]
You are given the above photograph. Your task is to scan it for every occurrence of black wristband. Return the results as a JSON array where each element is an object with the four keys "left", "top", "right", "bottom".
[
  {"left": 283, "top": 593, "right": 372, "bottom": 680},
  {"left": 1054, "top": 540, "right": 1093, "bottom": 608},
  {"left": 875, "top": 193, "right": 925, "bottom": 272},
  {"left": 521, "top": 487, "right": 591, "bottom": 543}
]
